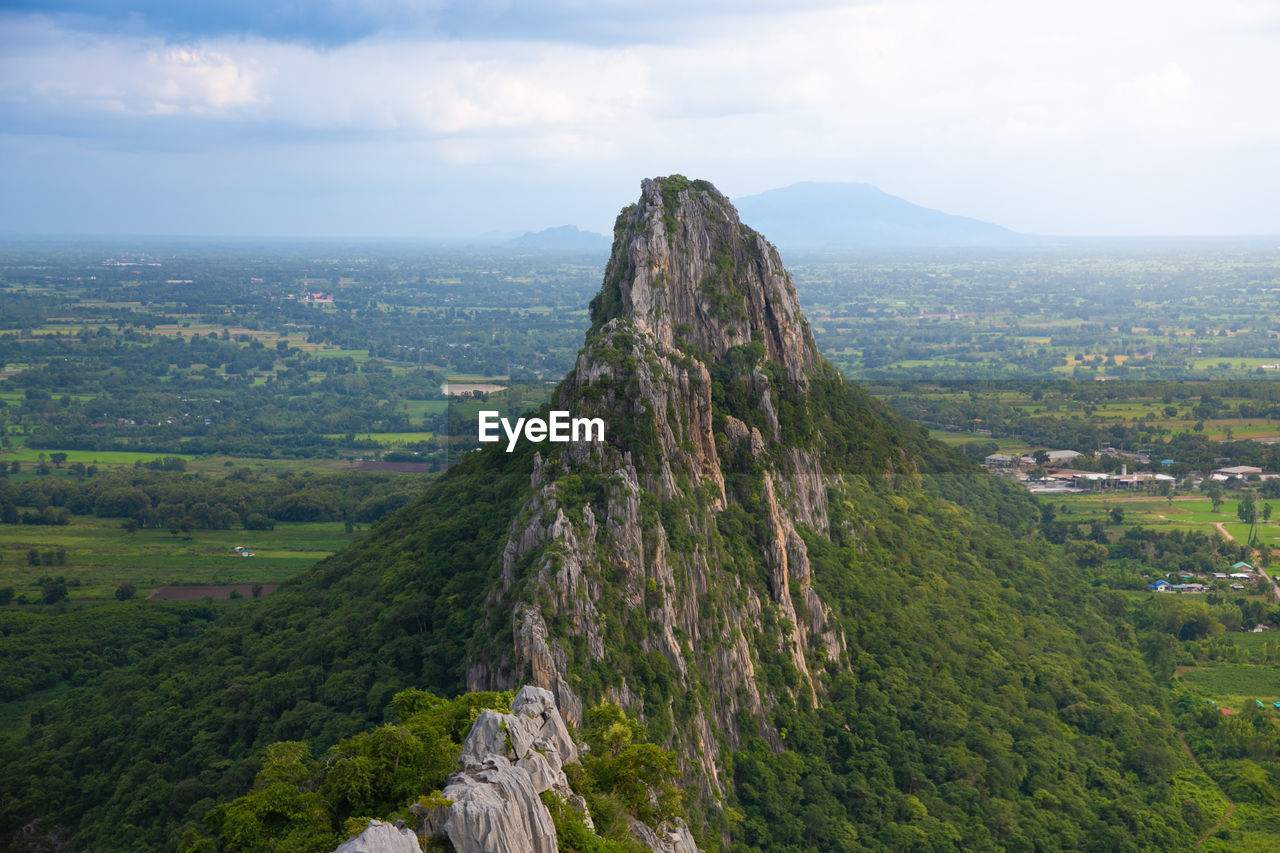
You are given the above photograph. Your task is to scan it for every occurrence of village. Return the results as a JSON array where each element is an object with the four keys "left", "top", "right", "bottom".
[
  {"left": 1145, "top": 560, "right": 1270, "bottom": 597},
  {"left": 982, "top": 448, "right": 1272, "bottom": 496}
]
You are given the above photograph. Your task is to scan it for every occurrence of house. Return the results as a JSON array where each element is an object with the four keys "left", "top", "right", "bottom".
[
  {"left": 1214, "top": 465, "right": 1263, "bottom": 479},
  {"left": 1233, "top": 561, "right": 1256, "bottom": 572},
  {"left": 1147, "top": 580, "right": 1172, "bottom": 591},
  {"left": 1230, "top": 572, "right": 1253, "bottom": 580},
  {"left": 983, "top": 453, "right": 1018, "bottom": 467},
  {"left": 1231, "top": 583, "right": 1246, "bottom": 590},
  {"left": 1018, "top": 448, "right": 1080, "bottom": 461}
]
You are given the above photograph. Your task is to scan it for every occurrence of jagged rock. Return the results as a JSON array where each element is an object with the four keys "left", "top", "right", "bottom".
[
  {"left": 459, "top": 685, "right": 577, "bottom": 794},
  {"left": 333, "top": 819, "right": 420, "bottom": 853},
  {"left": 626, "top": 816, "right": 701, "bottom": 853},
  {"left": 431, "top": 686, "right": 597, "bottom": 853},
  {"left": 607, "top": 178, "right": 817, "bottom": 385},
  {"left": 512, "top": 685, "right": 579, "bottom": 763},
  {"left": 443, "top": 755, "right": 558, "bottom": 853}
]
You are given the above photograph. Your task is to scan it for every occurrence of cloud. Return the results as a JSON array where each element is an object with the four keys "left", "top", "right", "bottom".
[
  {"left": 1, "top": 0, "right": 1278, "bottom": 235},
  {"left": 0, "top": 16, "right": 266, "bottom": 117},
  {"left": 0, "top": 0, "right": 856, "bottom": 46}
]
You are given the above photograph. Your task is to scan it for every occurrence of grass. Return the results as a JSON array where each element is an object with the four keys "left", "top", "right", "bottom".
[
  {"left": 0, "top": 518, "right": 354, "bottom": 599},
  {"left": 1054, "top": 494, "right": 1280, "bottom": 545},
  {"left": 3, "top": 448, "right": 196, "bottom": 467},
  {"left": 400, "top": 399, "right": 450, "bottom": 422},
  {"left": 1178, "top": 664, "right": 1280, "bottom": 707},
  {"left": 0, "top": 451, "right": 358, "bottom": 477},
  {"left": 326, "top": 431, "right": 437, "bottom": 446},
  {"left": 1203, "top": 803, "right": 1280, "bottom": 853}
]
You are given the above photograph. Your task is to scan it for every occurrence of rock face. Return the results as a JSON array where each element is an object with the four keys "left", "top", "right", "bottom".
[
  {"left": 458, "top": 685, "right": 577, "bottom": 794},
  {"left": 443, "top": 756, "right": 558, "bottom": 853},
  {"left": 627, "top": 816, "right": 701, "bottom": 853},
  {"left": 334, "top": 819, "right": 420, "bottom": 853},
  {"left": 426, "top": 686, "right": 586, "bottom": 853},
  {"left": 466, "top": 177, "right": 850, "bottom": 802},
  {"left": 600, "top": 177, "right": 818, "bottom": 385}
]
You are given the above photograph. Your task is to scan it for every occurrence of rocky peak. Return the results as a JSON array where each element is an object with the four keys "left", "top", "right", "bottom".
[
  {"left": 469, "top": 177, "right": 847, "bottom": 812},
  {"left": 591, "top": 176, "right": 818, "bottom": 385}
]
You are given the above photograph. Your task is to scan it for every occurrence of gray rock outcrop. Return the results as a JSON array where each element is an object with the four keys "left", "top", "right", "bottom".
[
  {"left": 443, "top": 755, "right": 558, "bottom": 853},
  {"left": 627, "top": 816, "right": 701, "bottom": 853},
  {"left": 334, "top": 819, "right": 420, "bottom": 853},
  {"left": 428, "top": 686, "right": 584, "bottom": 853}
]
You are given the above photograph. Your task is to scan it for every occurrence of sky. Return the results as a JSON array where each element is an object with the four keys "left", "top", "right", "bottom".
[{"left": 1, "top": 0, "right": 1278, "bottom": 238}]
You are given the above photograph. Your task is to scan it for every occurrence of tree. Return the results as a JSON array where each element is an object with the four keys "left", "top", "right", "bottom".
[
  {"left": 40, "top": 576, "right": 68, "bottom": 605},
  {"left": 1066, "top": 539, "right": 1109, "bottom": 568},
  {"left": 49, "top": 452, "right": 67, "bottom": 468},
  {"left": 114, "top": 583, "right": 137, "bottom": 601},
  {"left": 1206, "top": 482, "right": 1224, "bottom": 513},
  {"left": 1239, "top": 490, "right": 1260, "bottom": 543}
]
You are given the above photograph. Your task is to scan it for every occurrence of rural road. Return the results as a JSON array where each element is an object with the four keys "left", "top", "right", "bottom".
[{"left": 1211, "top": 522, "right": 1280, "bottom": 603}]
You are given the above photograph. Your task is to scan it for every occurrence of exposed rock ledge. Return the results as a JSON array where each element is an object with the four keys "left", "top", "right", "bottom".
[
  {"left": 337, "top": 685, "right": 697, "bottom": 853},
  {"left": 333, "top": 819, "right": 419, "bottom": 853}
]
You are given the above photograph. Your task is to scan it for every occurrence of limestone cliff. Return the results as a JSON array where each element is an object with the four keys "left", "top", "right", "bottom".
[
  {"left": 466, "top": 177, "right": 853, "bottom": 801},
  {"left": 405, "top": 685, "right": 697, "bottom": 853}
]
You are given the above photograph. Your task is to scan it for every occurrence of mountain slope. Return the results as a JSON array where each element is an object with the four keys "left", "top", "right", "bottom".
[
  {"left": 505, "top": 225, "right": 611, "bottom": 252},
  {"left": 732, "top": 181, "right": 1024, "bottom": 250},
  {"left": 2, "top": 177, "right": 1203, "bottom": 852}
]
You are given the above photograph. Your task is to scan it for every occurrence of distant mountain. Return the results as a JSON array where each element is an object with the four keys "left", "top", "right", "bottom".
[
  {"left": 733, "top": 181, "right": 1025, "bottom": 250},
  {"left": 504, "top": 224, "right": 610, "bottom": 252}
]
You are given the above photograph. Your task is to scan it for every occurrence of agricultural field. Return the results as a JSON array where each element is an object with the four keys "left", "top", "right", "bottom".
[
  {"left": 0, "top": 516, "right": 355, "bottom": 600},
  {"left": 1178, "top": 664, "right": 1280, "bottom": 707},
  {"left": 800, "top": 241, "right": 1280, "bottom": 382},
  {"left": 0, "top": 245, "right": 605, "bottom": 609},
  {"left": 1054, "top": 495, "right": 1278, "bottom": 547}
]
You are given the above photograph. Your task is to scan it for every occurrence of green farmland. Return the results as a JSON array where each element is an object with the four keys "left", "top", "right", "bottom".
[{"left": 0, "top": 517, "right": 355, "bottom": 600}]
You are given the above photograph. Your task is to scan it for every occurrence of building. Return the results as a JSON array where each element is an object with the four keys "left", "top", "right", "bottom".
[
  {"left": 983, "top": 453, "right": 1018, "bottom": 467},
  {"left": 1214, "top": 465, "right": 1263, "bottom": 479}
]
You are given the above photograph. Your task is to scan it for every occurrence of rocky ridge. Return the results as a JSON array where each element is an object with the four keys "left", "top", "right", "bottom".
[{"left": 466, "top": 177, "right": 851, "bottom": 799}]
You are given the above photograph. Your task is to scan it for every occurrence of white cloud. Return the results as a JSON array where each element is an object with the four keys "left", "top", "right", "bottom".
[
  {"left": 1, "top": 0, "right": 1278, "bottom": 234},
  {"left": 0, "top": 17, "right": 267, "bottom": 116}
]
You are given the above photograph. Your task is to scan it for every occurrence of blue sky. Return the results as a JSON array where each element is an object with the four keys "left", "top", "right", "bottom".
[{"left": 2, "top": 0, "right": 1278, "bottom": 238}]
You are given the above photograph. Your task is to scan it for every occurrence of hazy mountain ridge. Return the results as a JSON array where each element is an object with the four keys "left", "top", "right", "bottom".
[
  {"left": 504, "top": 225, "right": 611, "bottom": 252},
  {"left": 733, "top": 181, "right": 1025, "bottom": 250}
]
